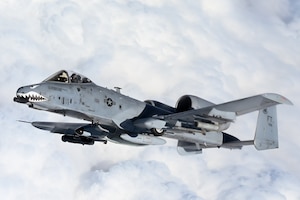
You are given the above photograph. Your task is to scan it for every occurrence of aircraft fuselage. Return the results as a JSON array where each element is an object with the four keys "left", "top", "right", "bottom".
[{"left": 14, "top": 81, "right": 170, "bottom": 134}]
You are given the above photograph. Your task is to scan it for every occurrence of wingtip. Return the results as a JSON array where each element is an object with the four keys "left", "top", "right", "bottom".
[
  {"left": 262, "top": 93, "right": 293, "bottom": 106},
  {"left": 285, "top": 99, "right": 293, "bottom": 105}
]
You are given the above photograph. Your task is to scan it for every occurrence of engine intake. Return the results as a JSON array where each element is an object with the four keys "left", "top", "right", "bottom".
[
  {"left": 176, "top": 95, "right": 214, "bottom": 112},
  {"left": 145, "top": 100, "right": 176, "bottom": 113}
]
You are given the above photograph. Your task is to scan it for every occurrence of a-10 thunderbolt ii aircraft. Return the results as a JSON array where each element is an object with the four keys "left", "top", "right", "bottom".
[{"left": 13, "top": 70, "right": 292, "bottom": 155}]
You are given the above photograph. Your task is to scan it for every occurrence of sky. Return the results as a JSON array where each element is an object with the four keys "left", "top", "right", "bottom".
[{"left": 0, "top": 0, "right": 300, "bottom": 199}]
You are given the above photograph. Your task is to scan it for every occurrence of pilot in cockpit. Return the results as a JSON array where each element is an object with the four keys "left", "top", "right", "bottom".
[{"left": 70, "top": 73, "right": 81, "bottom": 83}]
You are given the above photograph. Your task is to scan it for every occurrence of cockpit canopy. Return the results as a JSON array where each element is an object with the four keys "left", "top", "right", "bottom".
[{"left": 43, "top": 70, "right": 93, "bottom": 84}]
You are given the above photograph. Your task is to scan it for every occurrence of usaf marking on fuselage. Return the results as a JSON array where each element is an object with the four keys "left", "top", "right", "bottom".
[{"left": 13, "top": 70, "right": 292, "bottom": 155}]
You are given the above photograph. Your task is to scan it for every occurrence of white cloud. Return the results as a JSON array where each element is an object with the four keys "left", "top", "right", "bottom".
[
  {"left": 76, "top": 160, "right": 201, "bottom": 200},
  {"left": 0, "top": 0, "right": 300, "bottom": 199}
]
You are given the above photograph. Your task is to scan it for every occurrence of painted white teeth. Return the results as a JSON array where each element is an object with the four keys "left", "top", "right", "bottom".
[{"left": 17, "top": 91, "right": 47, "bottom": 102}]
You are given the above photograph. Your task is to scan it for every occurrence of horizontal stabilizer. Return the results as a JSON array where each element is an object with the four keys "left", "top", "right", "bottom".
[{"left": 221, "top": 140, "right": 254, "bottom": 149}]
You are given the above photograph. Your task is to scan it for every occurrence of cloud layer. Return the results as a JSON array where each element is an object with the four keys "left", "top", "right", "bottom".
[{"left": 0, "top": 0, "right": 300, "bottom": 199}]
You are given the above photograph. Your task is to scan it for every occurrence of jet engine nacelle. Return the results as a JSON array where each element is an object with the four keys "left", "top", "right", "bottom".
[
  {"left": 144, "top": 100, "right": 176, "bottom": 113},
  {"left": 176, "top": 95, "right": 215, "bottom": 112}
]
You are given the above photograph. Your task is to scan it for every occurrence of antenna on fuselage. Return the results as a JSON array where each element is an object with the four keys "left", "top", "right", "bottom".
[{"left": 114, "top": 87, "right": 121, "bottom": 93}]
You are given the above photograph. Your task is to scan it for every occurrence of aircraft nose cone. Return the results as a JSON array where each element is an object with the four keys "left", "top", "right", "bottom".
[
  {"left": 16, "top": 86, "right": 24, "bottom": 93},
  {"left": 13, "top": 84, "right": 47, "bottom": 104}
]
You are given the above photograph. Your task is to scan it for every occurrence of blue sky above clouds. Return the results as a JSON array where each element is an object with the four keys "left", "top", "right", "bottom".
[{"left": 0, "top": 0, "right": 300, "bottom": 199}]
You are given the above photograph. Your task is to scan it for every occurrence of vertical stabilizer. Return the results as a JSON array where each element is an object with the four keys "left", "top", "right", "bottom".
[{"left": 254, "top": 106, "right": 278, "bottom": 150}]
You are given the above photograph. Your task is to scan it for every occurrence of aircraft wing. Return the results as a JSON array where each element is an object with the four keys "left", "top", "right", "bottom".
[
  {"left": 163, "top": 93, "right": 292, "bottom": 122},
  {"left": 32, "top": 121, "right": 90, "bottom": 135},
  {"left": 27, "top": 121, "right": 162, "bottom": 146},
  {"left": 30, "top": 121, "right": 110, "bottom": 143}
]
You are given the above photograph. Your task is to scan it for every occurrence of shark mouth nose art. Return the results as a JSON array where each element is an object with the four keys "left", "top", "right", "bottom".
[{"left": 14, "top": 91, "right": 47, "bottom": 103}]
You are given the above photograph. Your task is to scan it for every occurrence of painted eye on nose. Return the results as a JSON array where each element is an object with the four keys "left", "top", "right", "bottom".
[{"left": 30, "top": 85, "right": 39, "bottom": 89}]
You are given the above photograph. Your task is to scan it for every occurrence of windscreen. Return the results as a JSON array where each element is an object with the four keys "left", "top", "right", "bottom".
[
  {"left": 43, "top": 70, "right": 93, "bottom": 84},
  {"left": 43, "top": 70, "right": 69, "bottom": 83}
]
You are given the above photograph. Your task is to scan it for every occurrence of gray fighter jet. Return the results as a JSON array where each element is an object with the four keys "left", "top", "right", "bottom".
[{"left": 13, "top": 70, "right": 292, "bottom": 155}]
